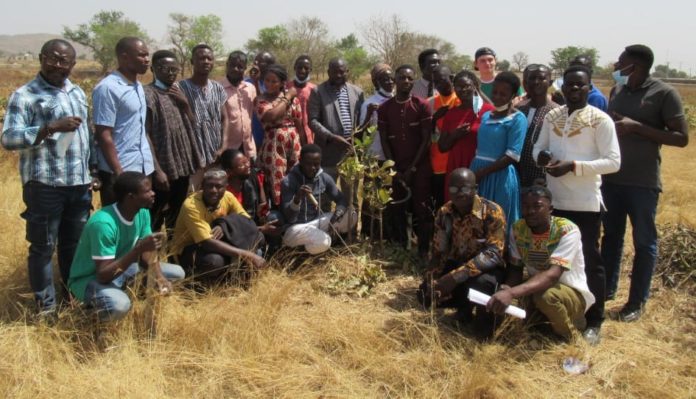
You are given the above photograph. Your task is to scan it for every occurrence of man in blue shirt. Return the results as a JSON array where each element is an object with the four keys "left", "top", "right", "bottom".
[
  {"left": 1, "top": 39, "right": 100, "bottom": 317},
  {"left": 93, "top": 36, "right": 155, "bottom": 205}
]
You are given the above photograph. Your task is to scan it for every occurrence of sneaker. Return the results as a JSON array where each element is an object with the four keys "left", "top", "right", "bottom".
[
  {"left": 582, "top": 326, "right": 601, "bottom": 346},
  {"left": 617, "top": 306, "right": 643, "bottom": 323}
]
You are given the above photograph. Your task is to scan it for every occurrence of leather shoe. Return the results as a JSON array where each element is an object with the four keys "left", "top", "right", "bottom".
[
  {"left": 582, "top": 326, "right": 601, "bottom": 346},
  {"left": 617, "top": 306, "right": 643, "bottom": 323}
]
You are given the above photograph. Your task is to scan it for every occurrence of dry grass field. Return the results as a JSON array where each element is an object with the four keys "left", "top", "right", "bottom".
[{"left": 0, "top": 62, "right": 694, "bottom": 398}]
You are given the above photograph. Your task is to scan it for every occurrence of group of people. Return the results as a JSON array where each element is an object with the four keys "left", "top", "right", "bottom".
[{"left": 2, "top": 36, "right": 688, "bottom": 345}]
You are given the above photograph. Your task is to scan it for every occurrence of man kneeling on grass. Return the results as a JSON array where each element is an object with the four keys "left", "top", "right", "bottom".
[
  {"left": 280, "top": 144, "right": 356, "bottom": 254},
  {"left": 487, "top": 185, "right": 595, "bottom": 342},
  {"left": 418, "top": 168, "right": 506, "bottom": 336},
  {"left": 67, "top": 172, "right": 185, "bottom": 322},
  {"left": 171, "top": 169, "right": 266, "bottom": 283}
]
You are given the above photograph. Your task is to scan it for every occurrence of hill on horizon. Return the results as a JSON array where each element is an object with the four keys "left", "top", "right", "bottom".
[{"left": 0, "top": 33, "right": 91, "bottom": 58}]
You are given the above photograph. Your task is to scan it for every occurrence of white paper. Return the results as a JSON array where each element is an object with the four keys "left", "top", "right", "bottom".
[
  {"left": 54, "top": 131, "right": 76, "bottom": 157},
  {"left": 468, "top": 288, "right": 526, "bottom": 319}
]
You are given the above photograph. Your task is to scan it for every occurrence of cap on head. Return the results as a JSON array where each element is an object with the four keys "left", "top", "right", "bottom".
[{"left": 475, "top": 47, "right": 496, "bottom": 61}]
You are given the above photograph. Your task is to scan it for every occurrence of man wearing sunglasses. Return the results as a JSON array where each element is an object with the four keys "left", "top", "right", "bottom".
[
  {"left": 2, "top": 39, "right": 100, "bottom": 319},
  {"left": 418, "top": 168, "right": 506, "bottom": 337}
]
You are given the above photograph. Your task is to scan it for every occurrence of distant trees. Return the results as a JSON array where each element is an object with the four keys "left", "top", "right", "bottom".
[
  {"left": 549, "top": 46, "right": 599, "bottom": 73},
  {"left": 167, "top": 13, "right": 225, "bottom": 75},
  {"left": 497, "top": 59, "right": 511, "bottom": 72},
  {"left": 63, "top": 10, "right": 149, "bottom": 74},
  {"left": 512, "top": 51, "right": 529, "bottom": 72},
  {"left": 359, "top": 14, "right": 471, "bottom": 73},
  {"left": 653, "top": 64, "right": 689, "bottom": 79}
]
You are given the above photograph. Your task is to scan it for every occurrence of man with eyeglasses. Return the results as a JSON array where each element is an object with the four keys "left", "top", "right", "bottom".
[
  {"left": 143, "top": 50, "right": 203, "bottom": 232},
  {"left": 1, "top": 39, "right": 100, "bottom": 319},
  {"left": 93, "top": 36, "right": 154, "bottom": 206},
  {"left": 533, "top": 65, "right": 620, "bottom": 345},
  {"left": 418, "top": 168, "right": 506, "bottom": 337}
]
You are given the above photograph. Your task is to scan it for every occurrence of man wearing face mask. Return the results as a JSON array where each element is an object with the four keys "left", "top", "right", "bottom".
[
  {"left": 287, "top": 55, "right": 316, "bottom": 145},
  {"left": 144, "top": 50, "right": 202, "bottom": 232},
  {"left": 602, "top": 44, "right": 689, "bottom": 322},
  {"left": 358, "top": 63, "right": 394, "bottom": 161}
]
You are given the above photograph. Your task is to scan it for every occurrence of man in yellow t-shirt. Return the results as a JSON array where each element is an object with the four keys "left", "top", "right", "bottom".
[{"left": 172, "top": 169, "right": 265, "bottom": 282}]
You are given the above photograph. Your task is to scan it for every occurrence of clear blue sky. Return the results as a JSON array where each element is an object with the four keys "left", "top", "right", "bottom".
[{"left": 3, "top": 0, "right": 694, "bottom": 74}]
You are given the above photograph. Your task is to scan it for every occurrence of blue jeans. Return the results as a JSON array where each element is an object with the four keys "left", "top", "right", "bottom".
[
  {"left": 83, "top": 262, "right": 185, "bottom": 322},
  {"left": 21, "top": 182, "right": 92, "bottom": 311},
  {"left": 601, "top": 182, "right": 659, "bottom": 309}
]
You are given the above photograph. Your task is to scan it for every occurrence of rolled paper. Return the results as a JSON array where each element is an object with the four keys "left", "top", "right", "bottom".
[{"left": 468, "top": 288, "right": 527, "bottom": 319}]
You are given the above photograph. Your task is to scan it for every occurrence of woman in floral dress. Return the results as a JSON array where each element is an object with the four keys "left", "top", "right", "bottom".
[{"left": 255, "top": 64, "right": 304, "bottom": 207}]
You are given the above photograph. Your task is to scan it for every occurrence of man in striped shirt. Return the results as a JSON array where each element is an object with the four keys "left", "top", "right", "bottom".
[
  {"left": 308, "top": 58, "right": 364, "bottom": 180},
  {"left": 1, "top": 39, "right": 100, "bottom": 317}
]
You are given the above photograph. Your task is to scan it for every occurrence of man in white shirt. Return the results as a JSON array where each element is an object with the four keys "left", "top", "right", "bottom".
[{"left": 533, "top": 65, "right": 620, "bottom": 345}]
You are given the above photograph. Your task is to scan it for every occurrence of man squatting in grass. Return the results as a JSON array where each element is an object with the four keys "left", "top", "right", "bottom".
[
  {"left": 172, "top": 169, "right": 266, "bottom": 283},
  {"left": 67, "top": 172, "right": 185, "bottom": 322},
  {"left": 1, "top": 39, "right": 101, "bottom": 316},
  {"left": 418, "top": 168, "right": 507, "bottom": 336},
  {"left": 280, "top": 144, "right": 356, "bottom": 254},
  {"left": 488, "top": 185, "right": 595, "bottom": 342}
]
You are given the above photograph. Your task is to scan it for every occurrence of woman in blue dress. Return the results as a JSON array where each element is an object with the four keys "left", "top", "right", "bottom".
[{"left": 469, "top": 71, "right": 526, "bottom": 233}]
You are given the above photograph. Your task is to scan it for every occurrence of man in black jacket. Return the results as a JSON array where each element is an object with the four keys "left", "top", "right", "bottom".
[{"left": 280, "top": 144, "right": 356, "bottom": 254}]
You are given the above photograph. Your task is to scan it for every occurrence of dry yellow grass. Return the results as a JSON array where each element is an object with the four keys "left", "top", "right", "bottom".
[{"left": 0, "top": 64, "right": 694, "bottom": 398}]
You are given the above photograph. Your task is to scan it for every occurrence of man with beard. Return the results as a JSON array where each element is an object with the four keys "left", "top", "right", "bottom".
[
  {"left": 93, "top": 37, "right": 154, "bottom": 205},
  {"left": 358, "top": 63, "right": 394, "bottom": 161},
  {"left": 2, "top": 39, "right": 100, "bottom": 317}
]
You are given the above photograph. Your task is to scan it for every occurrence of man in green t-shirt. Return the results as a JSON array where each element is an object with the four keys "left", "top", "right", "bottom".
[{"left": 68, "top": 172, "right": 184, "bottom": 322}]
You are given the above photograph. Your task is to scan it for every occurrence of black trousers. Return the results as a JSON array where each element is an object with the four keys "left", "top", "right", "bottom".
[
  {"left": 150, "top": 176, "right": 190, "bottom": 232},
  {"left": 553, "top": 209, "right": 604, "bottom": 327}
]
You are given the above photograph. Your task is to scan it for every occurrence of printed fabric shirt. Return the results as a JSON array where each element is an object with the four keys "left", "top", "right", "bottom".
[
  {"left": 2, "top": 74, "right": 95, "bottom": 186},
  {"left": 179, "top": 79, "right": 227, "bottom": 167},
  {"left": 287, "top": 80, "right": 316, "bottom": 144},
  {"left": 516, "top": 99, "right": 559, "bottom": 188},
  {"left": 171, "top": 191, "right": 250, "bottom": 256},
  {"left": 509, "top": 216, "right": 595, "bottom": 310},
  {"left": 144, "top": 84, "right": 203, "bottom": 180},
  {"left": 93, "top": 71, "right": 154, "bottom": 174},
  {"left": 68, "top": 205, "right": 152, "bottom": 301},
  {"left": 429, "top": 196, "right": 506, "bottom": 277}
]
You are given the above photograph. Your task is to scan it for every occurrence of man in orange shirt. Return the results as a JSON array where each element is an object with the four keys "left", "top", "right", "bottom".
[{"left": 429, "top": 65, "right": 460, "bottom": 209}]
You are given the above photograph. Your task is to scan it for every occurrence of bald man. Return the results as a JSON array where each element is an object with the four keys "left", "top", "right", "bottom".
[
  {"left": 308, "top": 58, "right": 364, "bottom": 180},
  {"left": 418, "top": 168, "right": 507, "bottom": 336}
]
